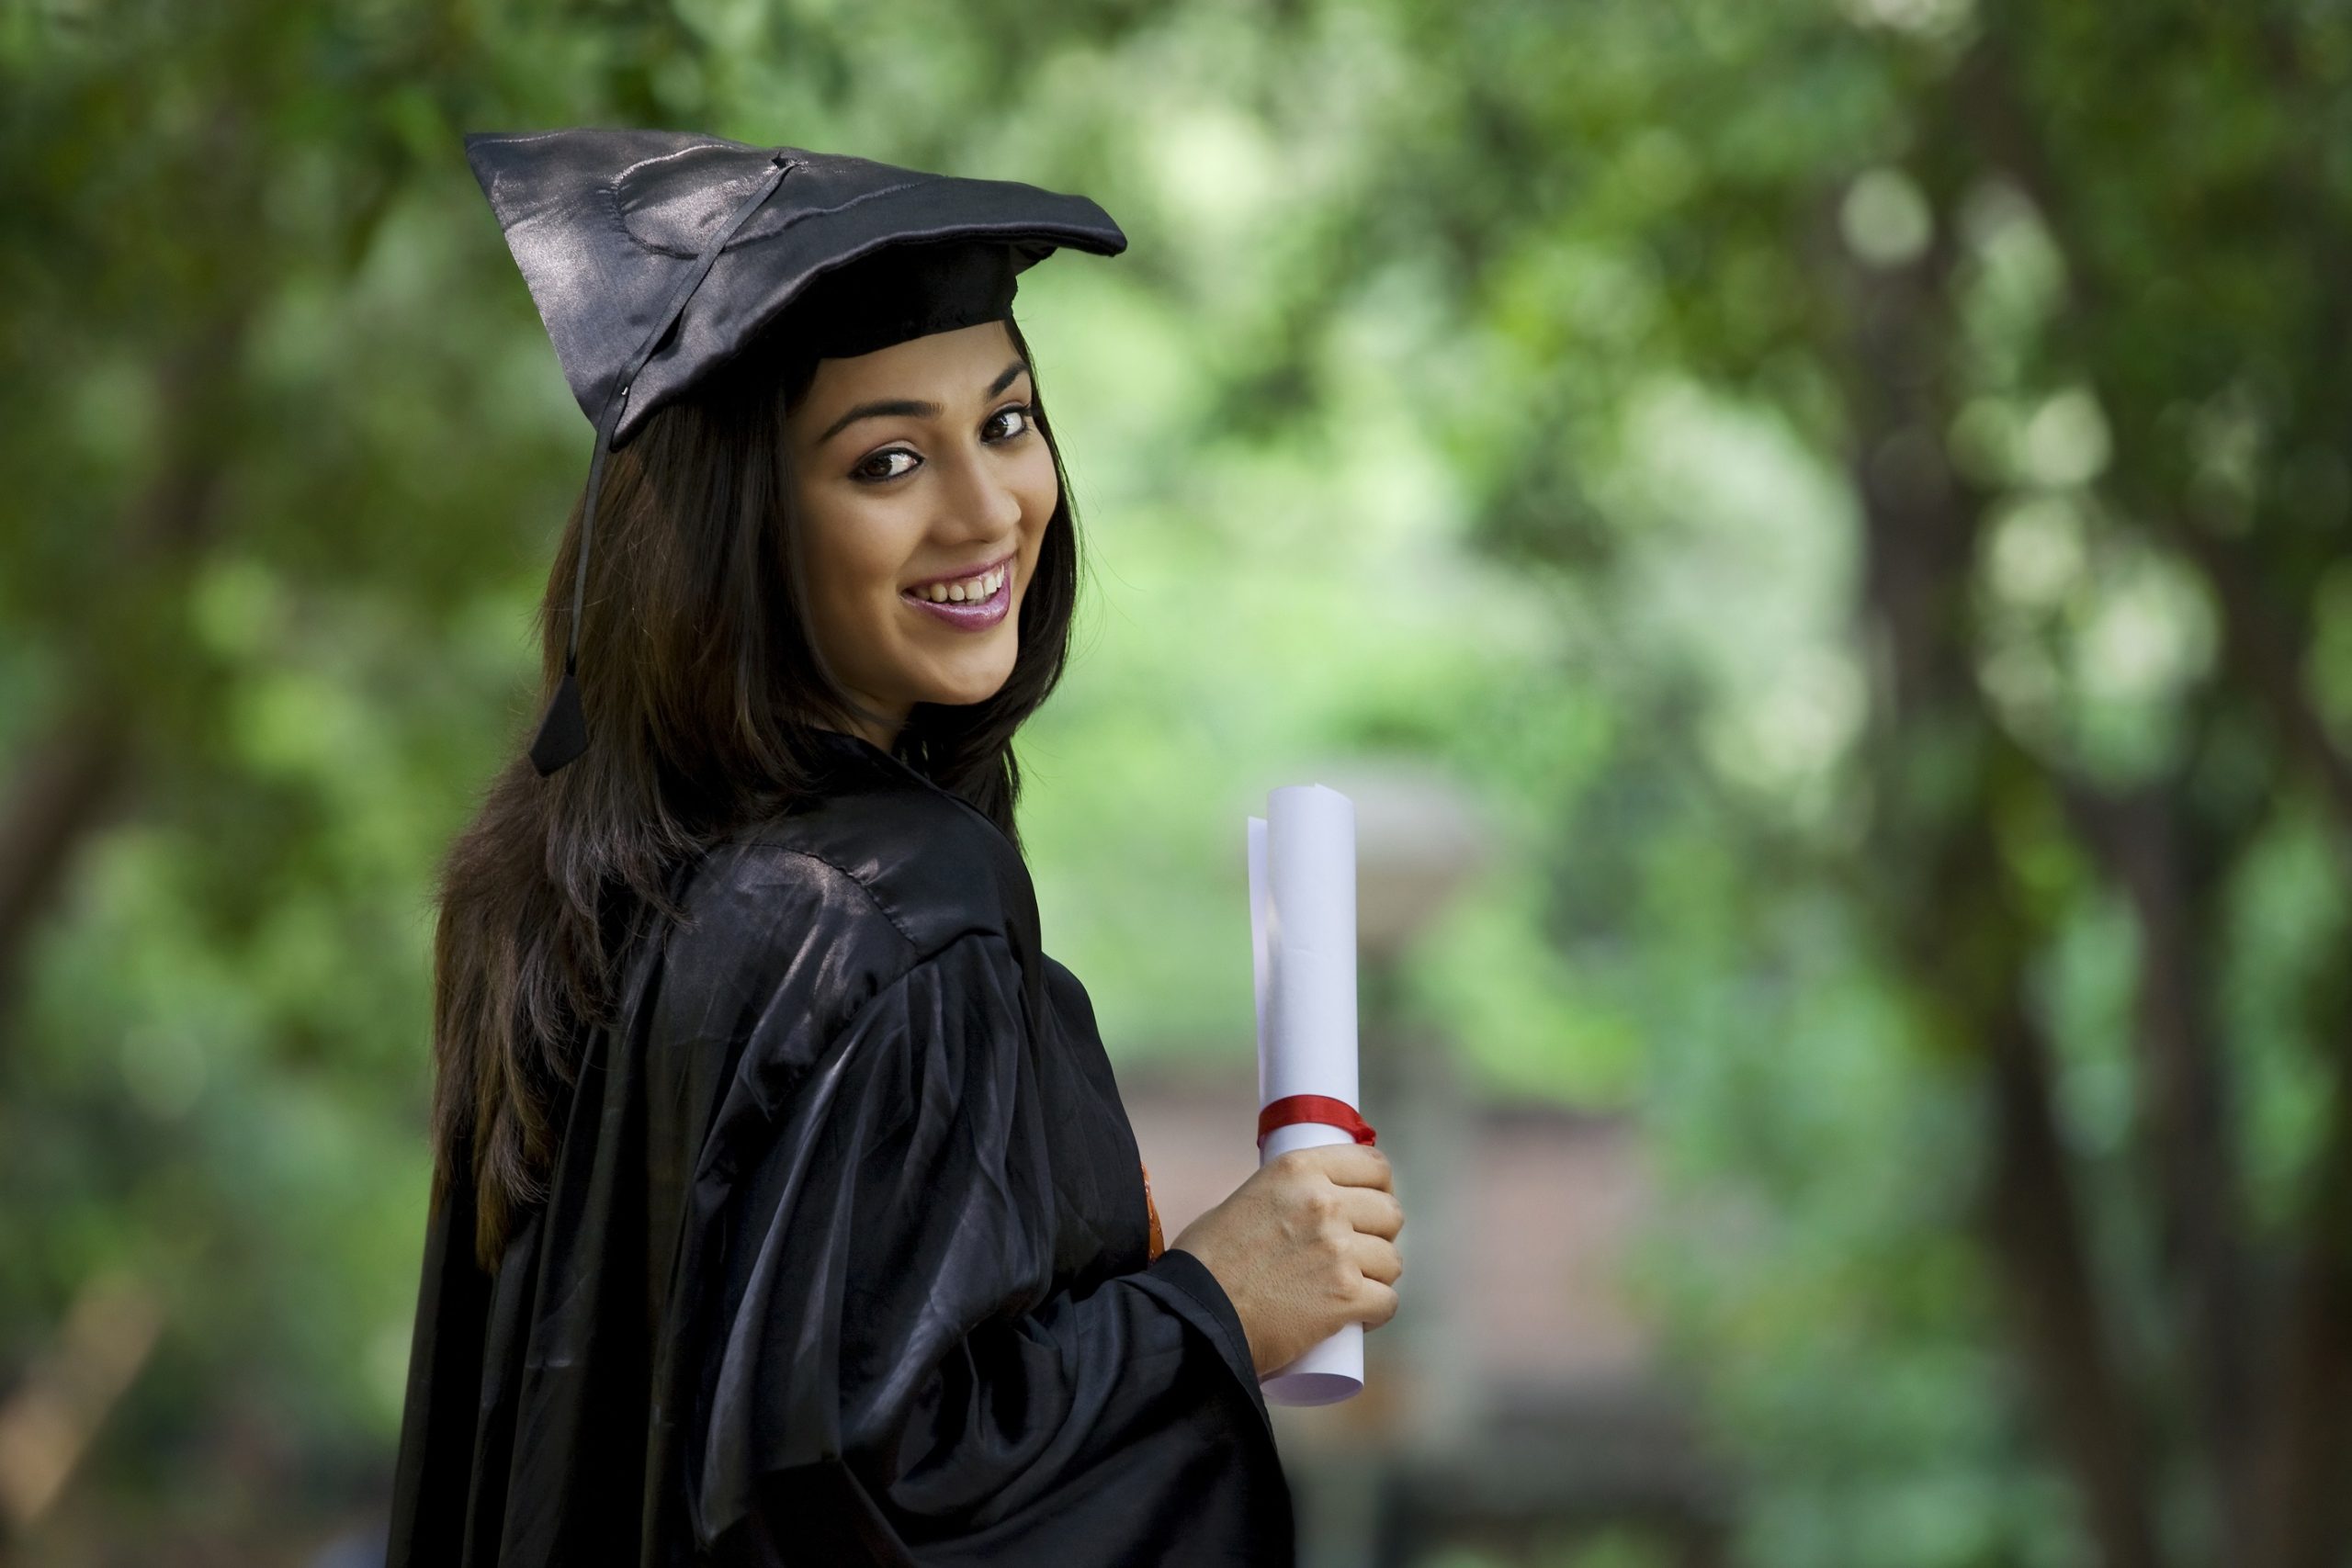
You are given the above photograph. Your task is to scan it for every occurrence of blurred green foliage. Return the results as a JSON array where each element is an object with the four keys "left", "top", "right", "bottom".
[{"left": 6, "top": 1, "right": 2351, "bottom": 1564}]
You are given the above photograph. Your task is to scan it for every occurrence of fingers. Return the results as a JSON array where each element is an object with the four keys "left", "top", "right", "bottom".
[
  {"left": 1282, "top": 1142, "right": 1392, "bottom": 1191},
  {"left": 1353, "top": 1276, "right": 1400, "bottom": 1330},
  {"left": 1347, "top": 1229, "right": 1402, "bottom": 1287},
  {"left": 1338, "top": 1184, "right": 1404, "bottom": 1240}
]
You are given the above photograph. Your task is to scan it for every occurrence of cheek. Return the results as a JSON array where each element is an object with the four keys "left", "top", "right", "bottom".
[
  {"left": 801, "top": 491, "right": 907, "bottom": 590},
  {"left": 1016, "top": 452, "right": 1059, "bottom": 538},
  {"left": 797, "top": 497, "right": 911, "bottom": 651}
]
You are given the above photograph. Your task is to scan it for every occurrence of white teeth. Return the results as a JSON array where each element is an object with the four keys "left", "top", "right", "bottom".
[{"left": 911, "top": 564, "right": 1006, "bottom": 605}]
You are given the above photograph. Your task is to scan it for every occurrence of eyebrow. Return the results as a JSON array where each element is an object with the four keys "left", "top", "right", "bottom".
[{"left": 817, "top": 359, "right": 1033, "bottom": 446}]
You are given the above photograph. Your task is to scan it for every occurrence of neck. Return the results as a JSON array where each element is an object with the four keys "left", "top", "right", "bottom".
[{"left": 802, "top": 688, "right": 907, "bottom": 753}]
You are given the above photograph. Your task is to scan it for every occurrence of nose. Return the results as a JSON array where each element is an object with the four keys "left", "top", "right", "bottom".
[{"left": 932, "top": 441, "right": 1028, "bottom": 547}]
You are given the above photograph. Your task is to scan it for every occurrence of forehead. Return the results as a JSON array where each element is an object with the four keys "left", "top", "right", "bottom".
[{"left": 797, "top": 319, "right": 1019, "bottom": 405}]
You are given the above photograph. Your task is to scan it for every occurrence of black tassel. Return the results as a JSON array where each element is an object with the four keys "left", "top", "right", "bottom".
[{"left": 528, "top": 667, "right": 588, "bottom": 777}]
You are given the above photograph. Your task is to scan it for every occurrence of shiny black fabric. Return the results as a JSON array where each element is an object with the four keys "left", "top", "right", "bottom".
[
  {"left": 387, "top": 729, "right": 1294, "bottom": 1565},
  {"left": 779, "top": 241, "right": 1024, "bottom": 364},
  {"left": 461, "top": 129, "right": 1127, "bottom": 449}
]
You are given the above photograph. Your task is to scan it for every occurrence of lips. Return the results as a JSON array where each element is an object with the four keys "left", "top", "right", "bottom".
[{"left": 900, "top": 558, "right": 1012, "bottom": 632}]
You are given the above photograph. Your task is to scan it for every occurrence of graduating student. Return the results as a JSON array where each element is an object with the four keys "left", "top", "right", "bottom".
[{"left": 385, "top": 130, "right": 1407, "bottom": 1566}]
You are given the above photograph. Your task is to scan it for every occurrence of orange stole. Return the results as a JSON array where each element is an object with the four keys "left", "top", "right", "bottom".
[{"left": 1140, "top": 1159, "right": 1166, "bottom": 1262}]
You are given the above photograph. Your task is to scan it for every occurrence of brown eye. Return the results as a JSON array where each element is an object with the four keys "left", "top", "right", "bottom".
[{"left": 853, "top": 449, "right": 918, "bottom": 483}]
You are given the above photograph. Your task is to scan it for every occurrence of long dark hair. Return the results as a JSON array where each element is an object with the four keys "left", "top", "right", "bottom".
[{"left": 429, "top": 314, "right": 1082, "bottom": 1266}]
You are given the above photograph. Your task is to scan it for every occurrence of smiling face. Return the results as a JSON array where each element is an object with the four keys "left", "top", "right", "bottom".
[{"left": 781, "top": 320, "right": 1058, "bottom": 750}]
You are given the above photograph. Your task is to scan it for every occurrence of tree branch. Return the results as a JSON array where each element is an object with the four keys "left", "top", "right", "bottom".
[
  {"left": 0, "top": 315, "right": 240, "bottom": 1035},
  {"left": 2057, "top": 776, "right": 2256, "bottom": 1544}
]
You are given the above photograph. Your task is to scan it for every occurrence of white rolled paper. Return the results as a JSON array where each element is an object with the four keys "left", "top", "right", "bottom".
[{"left": 1249, "top": 784, "right": 1365, "bottom": 1405}]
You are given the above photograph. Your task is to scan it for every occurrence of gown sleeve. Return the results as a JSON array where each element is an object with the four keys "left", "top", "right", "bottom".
[{"left": 686, "top": 927, "right": 1293, "bottom": 1566}]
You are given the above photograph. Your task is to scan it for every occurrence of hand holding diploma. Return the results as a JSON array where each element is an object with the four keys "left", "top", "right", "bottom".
[
  {"left": 1167, "top": 784, "right": 1406, "bottom": 1405},
  {"left": 1166, "top": 1140, "right": 1400, "bottom": 1387}
]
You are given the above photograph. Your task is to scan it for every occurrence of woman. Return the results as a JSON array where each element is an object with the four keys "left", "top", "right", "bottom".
[{"left": 388, "top": 130, "right": 1406, "bottom": 1565}]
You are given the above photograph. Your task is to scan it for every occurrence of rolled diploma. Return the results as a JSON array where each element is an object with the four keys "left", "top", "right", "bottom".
[{"left": 1249, "top": 784, "right": 1364, "bottom": 1405}]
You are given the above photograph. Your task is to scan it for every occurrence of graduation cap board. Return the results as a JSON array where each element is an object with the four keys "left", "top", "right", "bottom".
[{"left": 462, "top": 128, "right": 1129, "bottom": 775}]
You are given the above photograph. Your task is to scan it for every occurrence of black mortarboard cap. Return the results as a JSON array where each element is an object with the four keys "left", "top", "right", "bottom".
[{"left": 461, "top": 128, "right": 1128, "bottom": 776}]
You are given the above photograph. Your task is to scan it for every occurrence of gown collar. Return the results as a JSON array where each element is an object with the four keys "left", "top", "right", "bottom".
[
  {"left": 807, "top": 725, "right": 931, "bottom": 790},
  {"left": 804, "top": 726, "right": 1020, "bottom": 855}
]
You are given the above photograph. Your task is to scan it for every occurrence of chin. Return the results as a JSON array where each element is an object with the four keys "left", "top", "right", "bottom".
[
  {"left": 920, "top": 662, "right": 1017, "bottom": 709},
  {"left": 925, "top": 681, "right": 1012, "bottom": 710}
]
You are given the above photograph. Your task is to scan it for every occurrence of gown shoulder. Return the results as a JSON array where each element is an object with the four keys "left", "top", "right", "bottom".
[{"left": 669, "top": 919, "right": 1291, "bottom": 1564}]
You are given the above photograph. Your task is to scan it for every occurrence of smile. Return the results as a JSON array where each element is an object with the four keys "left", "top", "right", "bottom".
[{"left": 900, "top": 559, "right": 1012, "bottom": 631}]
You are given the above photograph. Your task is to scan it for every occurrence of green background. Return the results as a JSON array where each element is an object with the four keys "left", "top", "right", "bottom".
[{"left": 5, "top": 1, "right": 2349, "bottom": 1563}]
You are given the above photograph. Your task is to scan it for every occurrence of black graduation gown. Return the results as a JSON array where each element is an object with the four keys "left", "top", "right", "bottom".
[{"left": 386, "top": 729, "right": 1295, "bottom": 1565}]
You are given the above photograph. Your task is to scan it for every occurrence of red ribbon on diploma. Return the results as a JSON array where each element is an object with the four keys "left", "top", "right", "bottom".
[{"left": 1257, "top": 1093, "right": 1378, "bottom": 1151}]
